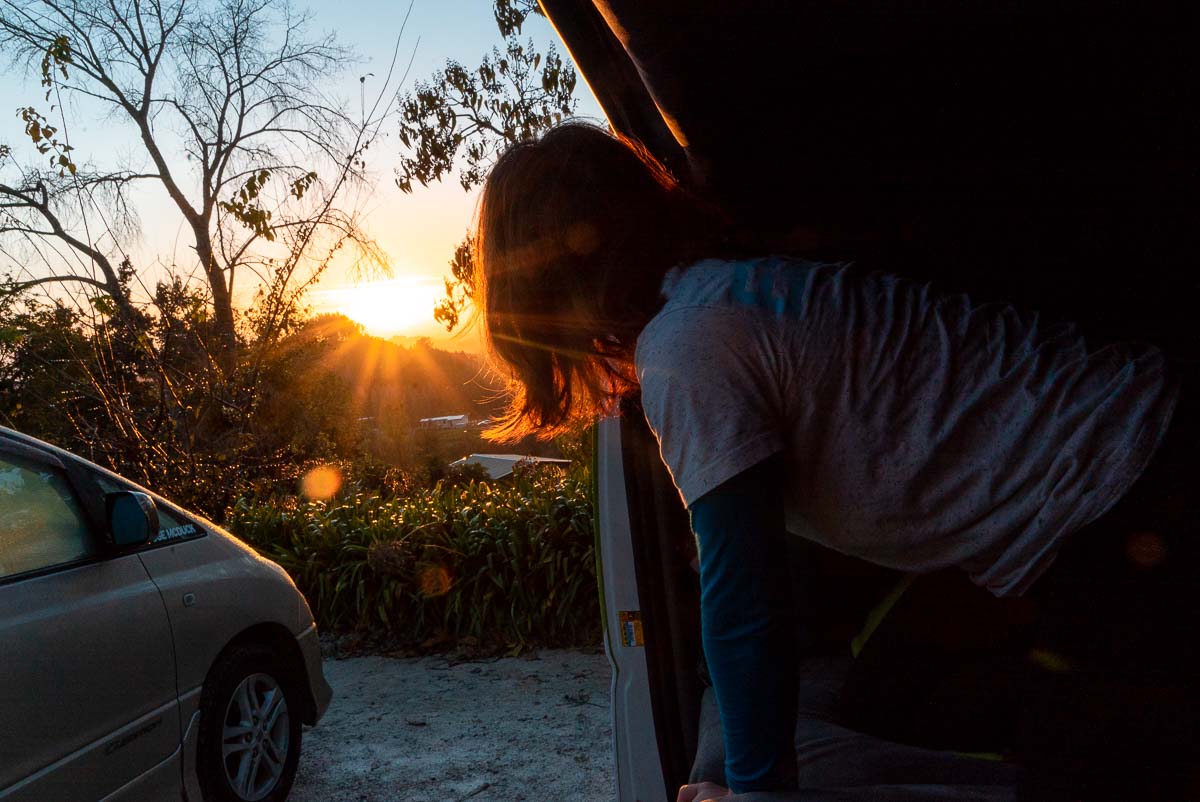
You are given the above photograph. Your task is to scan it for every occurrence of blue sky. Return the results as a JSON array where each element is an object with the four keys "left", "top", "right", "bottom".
[{"left": 0, "top": 0, "right": 605, "bottom": 346}]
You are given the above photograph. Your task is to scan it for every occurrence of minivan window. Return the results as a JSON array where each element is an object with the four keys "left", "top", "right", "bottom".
[{"left": 0, "top": 454, "right": 96, "bottom": 579}]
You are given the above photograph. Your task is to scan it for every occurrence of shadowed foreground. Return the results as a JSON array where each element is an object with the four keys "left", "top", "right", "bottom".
[{"left": 290, "top": 650, "right": 614, "bottom": 802}]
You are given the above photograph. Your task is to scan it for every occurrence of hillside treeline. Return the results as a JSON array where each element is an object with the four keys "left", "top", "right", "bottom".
[{"left": 0, "top": 286, "right": 508, "bottom": 518}]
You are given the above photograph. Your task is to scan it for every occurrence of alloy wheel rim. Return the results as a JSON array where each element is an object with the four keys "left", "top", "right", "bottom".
[{"left": 221, "top": 673, "right": 290, "bottom": 801}]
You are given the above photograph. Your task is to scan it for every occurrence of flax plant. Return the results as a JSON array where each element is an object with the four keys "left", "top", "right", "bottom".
[{"left": 229, "top": 464, "right": 599, "bottom": 650}]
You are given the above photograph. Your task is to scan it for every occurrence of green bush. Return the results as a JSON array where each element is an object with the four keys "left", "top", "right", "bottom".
[{"left": 228, "top": 464, "right": 599, "bottom": 650}]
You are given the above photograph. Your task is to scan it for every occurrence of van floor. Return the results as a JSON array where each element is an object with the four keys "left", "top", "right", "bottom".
[{"left": 690, "top": 657, "right": 1023, "bottom": 801}]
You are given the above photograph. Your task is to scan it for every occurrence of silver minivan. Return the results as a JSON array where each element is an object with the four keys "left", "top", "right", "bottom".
[{"left": 0, "top": 426, "right": 331, "bottom": 802}]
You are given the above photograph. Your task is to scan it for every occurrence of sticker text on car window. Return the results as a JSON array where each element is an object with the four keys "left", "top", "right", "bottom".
[{"left": 154, "top": 523, "right": 200, "bottom": 543}]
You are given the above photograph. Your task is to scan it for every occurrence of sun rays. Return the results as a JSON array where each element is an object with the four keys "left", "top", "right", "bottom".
[{"left": 314, "top": 276, "right": 449, "bottom": 339}]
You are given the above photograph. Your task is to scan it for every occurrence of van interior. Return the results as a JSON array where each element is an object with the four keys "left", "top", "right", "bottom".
[{"left": 540, "top": 1, "right": 1197, "bottom": 798}]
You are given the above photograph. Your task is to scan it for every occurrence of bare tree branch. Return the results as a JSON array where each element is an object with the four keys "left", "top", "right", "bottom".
[
  {"left": 3, "top": 272, "right": 110, "bottom": 292},
  {"left": 1, "top": 0, "right": 396, "bottom": 364},
  {"left": 0, "top": 177, "right": 137, "bottom": 319}
]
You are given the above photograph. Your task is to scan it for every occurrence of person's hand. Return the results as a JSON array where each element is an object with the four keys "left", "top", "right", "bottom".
[{"left": 676, "top": 781, "right": 730, "bottom": 802}]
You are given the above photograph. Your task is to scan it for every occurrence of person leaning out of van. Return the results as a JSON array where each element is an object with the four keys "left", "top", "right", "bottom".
[{"left": 470, "top": 121, "right": 1197, "bottom": 801}]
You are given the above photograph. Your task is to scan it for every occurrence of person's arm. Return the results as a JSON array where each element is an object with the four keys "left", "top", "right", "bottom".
[{"left": 688, "top": 453, "right": 800, "bottom": 794}]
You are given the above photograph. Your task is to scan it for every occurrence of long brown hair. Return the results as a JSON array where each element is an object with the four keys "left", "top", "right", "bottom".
[{"left": 475, "top": 121, "right": 723, "bottom": 441}]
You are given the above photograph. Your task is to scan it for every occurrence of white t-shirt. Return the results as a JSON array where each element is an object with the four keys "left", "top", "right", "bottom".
[{"left": 634, "top": 256, "right": 1178, "bottom": 596}]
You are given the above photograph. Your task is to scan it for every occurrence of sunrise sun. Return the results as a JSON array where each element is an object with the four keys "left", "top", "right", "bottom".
[{"left": 316, "top": 276, "right": 447, "bottom": 338}]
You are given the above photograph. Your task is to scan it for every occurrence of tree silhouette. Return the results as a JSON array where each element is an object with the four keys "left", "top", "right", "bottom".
[
  {"left": 396, "top": 0, "right": 577, "bottom": 333},
  {"left": 0, "top": 0, "right": 394, "bottom": 365}
]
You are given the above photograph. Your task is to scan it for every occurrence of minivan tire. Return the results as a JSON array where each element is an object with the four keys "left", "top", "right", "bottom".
[{"left": 197, "top": 644, "right": 303, "bottom": 802}]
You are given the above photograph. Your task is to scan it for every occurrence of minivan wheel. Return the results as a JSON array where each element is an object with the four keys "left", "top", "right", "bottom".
[{"left": 197, "top": 644, "right": 302, "bottom": 802}]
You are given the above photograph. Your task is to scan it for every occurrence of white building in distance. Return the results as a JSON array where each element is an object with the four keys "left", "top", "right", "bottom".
[
  {"left": 419, "top": 414, "right": 470, "bottom": 430},
  {"left": 449, "top": 454, "right": 571, "bottom": 481}
]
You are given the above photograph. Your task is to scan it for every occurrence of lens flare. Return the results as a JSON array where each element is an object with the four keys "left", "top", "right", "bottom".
[
  {"left": 417, "top": 564, "right": 453, "bottom": 598},
  {"left": 1125, "top": 530, "right": 1167, "bottom": 570},
  {"left": 300, "top": 465, "right": 342, "bottom": 501}
]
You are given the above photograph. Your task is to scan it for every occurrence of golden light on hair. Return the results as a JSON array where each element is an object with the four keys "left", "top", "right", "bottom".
[
  {"left": 474, "top": 121, "right": 708, "bottom": 442},
  {"left": 496, "top": 236, "right": 567, "bottom": 276},
  {"left": 300, "top": 465, "right": 342, "bottom": 501},
  {"left": 417, "top": 564, "right": 453, "bottom": 598}
]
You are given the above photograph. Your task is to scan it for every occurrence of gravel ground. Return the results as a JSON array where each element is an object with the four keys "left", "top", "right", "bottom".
[{"left": 289, "top": 649, "right": 615, "bottom": 802}]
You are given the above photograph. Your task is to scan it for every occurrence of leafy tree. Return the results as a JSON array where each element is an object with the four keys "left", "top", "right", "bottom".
[
  {"left": 432, "top": 234, "right": 474, "bottom": 333},
  {"left": 396, "top": 0, "right": 574, "bottom": 193},
  {"left": 397, "top": 0, "right": 578, "bottom": 332},
  {"left": 395, "top": 35, "right": 577, "bottom": 193},
  {"left": 491, "top": 0, "right": 543, "bottom": 39}
]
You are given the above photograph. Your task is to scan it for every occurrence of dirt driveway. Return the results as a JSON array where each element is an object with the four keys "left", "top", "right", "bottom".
[{"left": 289, "top": 649, "right": 615, "bottom": 802}]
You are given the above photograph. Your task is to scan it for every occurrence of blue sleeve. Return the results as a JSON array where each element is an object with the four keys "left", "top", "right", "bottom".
[{"left": 688, "top": 454, "right": 800, "bottom": 793}]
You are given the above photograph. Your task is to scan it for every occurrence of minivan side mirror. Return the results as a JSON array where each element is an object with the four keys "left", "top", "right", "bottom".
[{"left": 106, "top": 491, "right": 160, "bottom": 548}]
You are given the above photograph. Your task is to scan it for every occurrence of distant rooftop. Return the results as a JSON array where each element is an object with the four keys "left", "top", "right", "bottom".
[
  {"left": 449, "top": 454, "right": 571, "bottom": 481},
  {"left": 419, "top": 414, "right": 470, "bottom": 429}
]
